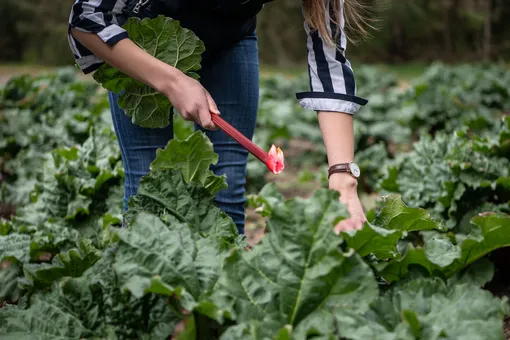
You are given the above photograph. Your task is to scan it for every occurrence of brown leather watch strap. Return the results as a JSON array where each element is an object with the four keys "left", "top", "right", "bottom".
[{"left": 328, "top": 163, "right": 350, "bottom": 179}]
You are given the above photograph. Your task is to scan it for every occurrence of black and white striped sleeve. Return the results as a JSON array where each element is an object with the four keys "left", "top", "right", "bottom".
[
  {"left": 68, "top": 0, "right": 130, "bottom": 74},
  {"left": 297, "top": 0, "right": 368, "bottom": 114}
]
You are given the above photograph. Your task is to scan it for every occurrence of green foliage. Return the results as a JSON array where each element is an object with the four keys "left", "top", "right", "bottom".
[
  {"left": 6, "top": 135, "right": 507, "bottom": 338},
  {"left": 0, "top": 131, "right": 239, "bottom": 338},
  {"left": 0, "top": 68, "right": 109, "bottom": 207},
  {"left": 379, "top": 116, "right": 510, "bottom": 226},
  {"left": 2, "top": 106, "right": 508, "bottom": 338},
  {"left": 93, "top": 16, "right": 205, "bottom": 128},
  {"left": 151, "top": 132, "right": 227, "bottom": 195},
  {"left": 336, "top": 277, "right": 508, "bottom": 340},
  {"left": 249, "top": 188, "right": 510, "bottom": 290},
  {"left": 212, "top": 189, "right": 378, "bottom": 339},
  {"left": 355, "top": 201, "right": 510, "bottom": 287},
  {"left": 354, "top": 63, "right": 509, "bottom": 159},
  {"left": 397, "top": 64, "right": 509, "bottom": 136},
  {"left": 125, "top": 132, "right": 235, "bottom": 238},
  {"left": 0, "top": 126, "right": 123, "bottom": 304}
]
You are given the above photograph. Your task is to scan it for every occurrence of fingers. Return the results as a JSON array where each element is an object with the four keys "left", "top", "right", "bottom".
[
  {"left": 205, "top": 90, "right": 220, "bottom": 115},
  {"left": 198, "top": 102, "right": 217, "bottom": 130},
  {"left": 198, "top": 89, "right": 219, "bottom": 130},
  {"left": 334, "top": 218, "right": 364, "bottom": 235}
]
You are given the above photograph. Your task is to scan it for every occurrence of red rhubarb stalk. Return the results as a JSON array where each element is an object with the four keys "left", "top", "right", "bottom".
[{"left": 210, "top": 113, "right": 285, "bottom": 174}]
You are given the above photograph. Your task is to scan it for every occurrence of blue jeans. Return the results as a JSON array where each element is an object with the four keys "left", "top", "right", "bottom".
[{"left": 108, "top": 33, "right": 259, "bottom": 234}]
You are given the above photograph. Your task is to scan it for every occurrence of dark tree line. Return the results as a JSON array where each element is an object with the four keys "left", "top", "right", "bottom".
[
  {"left": 257, "top": 0, "right": 510, "bottom": 65},
  {"left": 0, "top": 0, "right": 508, "bottom": 66}
]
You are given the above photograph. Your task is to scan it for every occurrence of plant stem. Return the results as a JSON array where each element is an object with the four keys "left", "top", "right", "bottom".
[{"left": 210, "top": 113, "right": 268, "bottom": 164}]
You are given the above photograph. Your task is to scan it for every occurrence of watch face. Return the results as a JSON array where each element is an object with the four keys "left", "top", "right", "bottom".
[{"left": 349, "top": 163, "right": 360, "bottom": 178}]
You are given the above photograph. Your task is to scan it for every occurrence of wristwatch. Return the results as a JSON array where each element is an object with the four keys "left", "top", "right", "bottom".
[{"left": 328, "top": 162, "right": 360, "bottom": 179}]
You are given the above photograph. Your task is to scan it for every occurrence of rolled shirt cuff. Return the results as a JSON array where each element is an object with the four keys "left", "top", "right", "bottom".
[{"left": 296, "top": 92, "right": 368, "bottom": 114}]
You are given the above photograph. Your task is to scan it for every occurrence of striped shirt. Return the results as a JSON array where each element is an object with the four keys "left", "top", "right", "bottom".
[{"left": 68, "top": 0, "right": 367, "bottom": 114}]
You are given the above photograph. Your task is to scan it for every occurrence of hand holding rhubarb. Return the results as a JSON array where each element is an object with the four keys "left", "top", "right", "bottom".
[{"left": 210, "top": 113, "right": 285, "bottom": 174}]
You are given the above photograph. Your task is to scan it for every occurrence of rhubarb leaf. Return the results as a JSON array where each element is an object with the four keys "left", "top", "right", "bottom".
[
  {"left": 20, "top": 238, "right": 102, "bottom": 291},
  {"left": 125, "top": 132, "right": 236, "bottom": 238},
  {"left": 335, "top": 277, "right": 509, "bottom": 340},
  {"left": 378, "top": 212, "right": 510, "bottom": 282},
  {"left": 125, "top": 169, "right": 236, "bottom": 239},
  {"left": 214, "top": 189, "right": 378, "bottom": 338},
  {"left": 93, "top": 16, "right": 205, "bottom": 128},
  {"left": 443, "top": 212, "right": 510, "bottom": 276},
  {"left": 114, "top": 213, "right": 228, "bottom": 303},
  {"left": 343, "top": 195, "right": 440, "bottom": 261},
  {"left": 151, "top": 131, "right": 227, "bottom": 196},
  {"left": 372, "top": 194, "right": 440, "bottom": 232}
]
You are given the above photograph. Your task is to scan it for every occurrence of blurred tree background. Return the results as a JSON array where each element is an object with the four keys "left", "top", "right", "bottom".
[{"left": 0, "top": 0, "right": 509, "bottom": 66}]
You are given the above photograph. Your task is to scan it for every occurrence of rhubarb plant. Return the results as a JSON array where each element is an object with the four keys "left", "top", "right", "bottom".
[
  {"left": 1, "top": 131, "right": 509, "bottom": 339},
  {"left": 379, "top": 116, "right": 510, "bottom": 228},
  {"left": 249, "top": 184, "right": 510, "bottom": 286},
  {"left": 0, "top": 127, "right": 123, "bottom": 303}
]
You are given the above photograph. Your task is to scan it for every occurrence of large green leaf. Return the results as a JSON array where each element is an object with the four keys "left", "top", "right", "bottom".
[
  {"left": 372, "top": 195, "right": 441, "bottom": 232},
  {"left": 342, "top": 195, "right": 440, "bottom": 261},
  {"left": 378, "top": 212, "right": 510, "bottom": 282},
  {"left": 443, "top": 212, "right": 510, "bottom": 276},
  {"left": 377, "top": 245, "right": 442, "bottom": 283},
  {"left": 151, "top": 131, "right": 227, "bottom": 196},
  {"left": 448, "top": 257, "right": 495, "bottom": 287},
  {"left": 126, "top": 168, "right": 236, "bottom": 238},
  {"left": 20, "top": 238, "right": 102, "bottom": 291},
  {"left": 125, "top": 132, "right": 235, "bottom": 236},
  {"left": 335, "top": 277, "right": 509, "bottom": 340},
  {"left": 113, "top": 213, "right": 228, "bottom": 303},
  {"left": 93, "top": 16, "right": 205, "bottom": 128},
  {"left": 342, "top": 223, "right": 401, "bottom": 260},
  {"left": 0, "top": 292, "right": 93, "bottom": 340},
  {"left": 213, "top": 189, "right": 379, "bottom": 338}
]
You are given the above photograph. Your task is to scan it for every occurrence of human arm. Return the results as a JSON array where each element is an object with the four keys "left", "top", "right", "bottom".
[
  {"left": 298, "top": 0, "right": 369, "bottom": 231},
  {"left": 318, "top": 112, "right": 367, "bottom": 231},
  {"left": 68, "top": 1, "right": 218, "bottom": 129}
]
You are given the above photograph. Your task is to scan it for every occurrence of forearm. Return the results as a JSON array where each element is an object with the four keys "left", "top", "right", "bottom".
[
  {"left": 71, "top": 29, "right": 179, "bottom": 93},
  {"left": 317, "top": 111, "right": 357, "bottom": 190},
  {"left": 317, "top": 111, "right": 355, "bottom": 165}
]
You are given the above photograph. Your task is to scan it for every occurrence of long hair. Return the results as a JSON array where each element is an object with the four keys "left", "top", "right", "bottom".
[{"left": 302, "top": 0, "right": 373, "bottom": 46}]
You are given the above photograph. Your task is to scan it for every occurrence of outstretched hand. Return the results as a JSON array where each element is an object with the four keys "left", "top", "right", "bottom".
[{"left": 328, "top": 173, "right": 367, "bottom": 234}]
